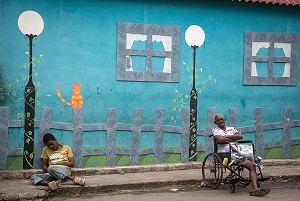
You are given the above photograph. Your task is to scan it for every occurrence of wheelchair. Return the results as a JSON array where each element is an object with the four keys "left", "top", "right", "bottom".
[{"left": 201, "top": 135, "right": 268, "bottom": 193}]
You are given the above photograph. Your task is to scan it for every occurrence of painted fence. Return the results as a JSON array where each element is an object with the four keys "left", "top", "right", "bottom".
[{"left": 0, "top": 106, "right": 300, "bottom": 170}]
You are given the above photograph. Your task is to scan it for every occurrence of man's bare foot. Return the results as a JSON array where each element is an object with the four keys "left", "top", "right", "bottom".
[
  {"left": 48, "top": 180, "right": 61, "bottom": 190},
  {"left": 249, "top": 188, "right": 270, "bottom": 196},
  {"left": 73, "top": 177, "right": 85, "bottom": 186}
]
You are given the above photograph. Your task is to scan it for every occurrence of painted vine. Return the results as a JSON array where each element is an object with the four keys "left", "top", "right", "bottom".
[{"left": 171, "top": 61, "right": 213, "bottom": 123}]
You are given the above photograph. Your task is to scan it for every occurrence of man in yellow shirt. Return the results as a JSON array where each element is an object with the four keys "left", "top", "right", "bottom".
[{"left": 31, "top": 133, "right": 85, "bottom": 190}]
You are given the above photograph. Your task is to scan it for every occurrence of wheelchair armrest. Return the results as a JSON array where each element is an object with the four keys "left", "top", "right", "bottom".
[
  {"left": 216, "top": 141, "right": 229, "bottom": 145},
  {"left": 238, "top": 140, "right": 253, "bottom": 144}
]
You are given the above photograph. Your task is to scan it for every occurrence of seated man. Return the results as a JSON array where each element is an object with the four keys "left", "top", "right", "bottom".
[
  {"left": 212, "top": 113, "right": 270, "bottom": 196},
  {"left": 31, "top": 133, "right": 85, "bottom": 190}
]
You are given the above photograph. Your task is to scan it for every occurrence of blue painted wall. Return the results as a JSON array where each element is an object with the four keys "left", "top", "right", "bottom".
[{"left": 1, "top": 0, "right": 299, "bottom": 152}]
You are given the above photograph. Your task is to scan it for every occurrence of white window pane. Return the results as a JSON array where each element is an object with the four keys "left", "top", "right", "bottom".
[
  {"left": 274, "top": 43, "right": 291, "bottom": 57},
  {"left": 153, "top": 35, "right": 172, "bottom": 51},
  {"left": 252, "top": 42, "right": 270, "bottom": 56},
  {"left": 126, "top": 33, "right": 147, "bottom": 49}
]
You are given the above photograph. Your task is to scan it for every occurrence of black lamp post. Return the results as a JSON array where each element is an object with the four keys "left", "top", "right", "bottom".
[
  {"left": 185, "top": 25, "right": 205, "bottom": 161},
  {"left": 18, "top": 11, "right": 44, "bottom": 169}
]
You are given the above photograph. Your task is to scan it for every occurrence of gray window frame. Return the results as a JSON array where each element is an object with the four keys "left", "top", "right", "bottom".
[
  {"left": 117, "top": 22, "right": 180, "bottom": 82},
  {"left": 244, "top": 32, "right": 298, "bottom": 86}
]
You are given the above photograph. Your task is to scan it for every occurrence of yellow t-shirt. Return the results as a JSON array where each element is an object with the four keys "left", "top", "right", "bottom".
[{"left": 41, "top": 145, "right": 74, "bottom": 166}]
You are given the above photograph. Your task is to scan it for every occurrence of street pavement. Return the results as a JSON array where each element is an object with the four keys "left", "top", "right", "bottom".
[
  {"left": 0, "top": 159, "right": 300, "bottom": 201},
  {"left": 47, "top": 182, "right": 300, "bottom": 201}
]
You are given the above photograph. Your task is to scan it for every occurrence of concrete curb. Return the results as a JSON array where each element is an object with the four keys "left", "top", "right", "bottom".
[
  {"left": 52, "top": 179, "right": 202, "bottom": 197},
  {"left": 1, "top": 159, "right": 300, "bottom": 180},
  {"left": 0, "top": 162, "right": 201, "bottom": 180}
]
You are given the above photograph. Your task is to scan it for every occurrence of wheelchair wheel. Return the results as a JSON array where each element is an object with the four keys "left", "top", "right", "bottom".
[
  {"left": 230, "top": 183, "right": 235, "bottom": 193},
  {"left": 202, "top": 153, "right": 223, "bottom": 189},
  {"left": 236, "top": 166, "right": 250, "bottom": 187}
]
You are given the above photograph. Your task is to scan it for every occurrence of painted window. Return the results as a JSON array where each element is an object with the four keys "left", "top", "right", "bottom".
[
  {"left": 244, "top": 32, "right": 298, "bottom": 86},
  {"left": 117, "top": 22, "right": 180, "bottom": 82}
]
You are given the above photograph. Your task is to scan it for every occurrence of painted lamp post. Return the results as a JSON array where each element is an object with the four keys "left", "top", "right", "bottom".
[
  {"left": 185, "top": 25, "right": 205, "bottom": 161},
  {"left": 18, "top": 11, "right": 44, "bottom": 169}
]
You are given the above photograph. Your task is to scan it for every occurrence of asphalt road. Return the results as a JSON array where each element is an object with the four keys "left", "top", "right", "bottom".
[{"left": 47, "top": 181, "right": 300, "bottom": 201}]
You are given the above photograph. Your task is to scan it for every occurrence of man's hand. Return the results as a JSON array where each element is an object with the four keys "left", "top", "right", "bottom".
[{"left": 54, "top": 157, "right": 75, "bottom": 167}]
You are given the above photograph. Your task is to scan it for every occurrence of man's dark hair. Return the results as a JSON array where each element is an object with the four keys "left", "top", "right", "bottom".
[{"left": 43, "top": 133, "right": 55, "bottom": 144}]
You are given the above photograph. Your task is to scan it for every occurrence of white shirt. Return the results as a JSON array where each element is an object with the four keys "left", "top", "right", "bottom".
[{"left": 212, "top": 126, "right": 239, "bottom": 153}]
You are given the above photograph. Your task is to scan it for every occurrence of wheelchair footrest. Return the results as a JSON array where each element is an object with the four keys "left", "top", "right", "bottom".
[
  {"left": 229, "top": 178, "right": 240, "bottom": 183},
  {"left": 258, "top": 177, "right": 269, "bottom": 182}
]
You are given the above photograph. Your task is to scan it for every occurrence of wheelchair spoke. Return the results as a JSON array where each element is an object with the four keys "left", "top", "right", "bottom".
[{"left": 202, "top": 153, "right": 223, "bottom": 189}]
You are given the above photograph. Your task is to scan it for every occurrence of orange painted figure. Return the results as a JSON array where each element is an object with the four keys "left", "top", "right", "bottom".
[{"left": 56, "top": 84, "right": 83, "bottom": 108}]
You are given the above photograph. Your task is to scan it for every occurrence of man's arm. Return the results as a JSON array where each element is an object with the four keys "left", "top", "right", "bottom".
[
  {"left": 214, "top": 132, "right": 243, "bottom": 143},
  {"left": 41, "top": 158, "right": 49, "bottom": 172},
  {"left": 225, "top": 132, "right": 243, "bottom": 141}
]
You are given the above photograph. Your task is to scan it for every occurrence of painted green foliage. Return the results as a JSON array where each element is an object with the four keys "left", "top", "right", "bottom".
[
  {"left": 0, "top": 53, "right": 43, "bottom": 118},
  {"left": 171, "top": 61, "right": 213, "bottom": 122}
]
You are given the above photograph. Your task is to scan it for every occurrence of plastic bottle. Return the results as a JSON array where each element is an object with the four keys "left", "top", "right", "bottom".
[
  {"left": 223, "top": 157, "right": 228, "bottom": 166},
  {"left": 255, "top": 156, "right": 262, "bottom": 164}
]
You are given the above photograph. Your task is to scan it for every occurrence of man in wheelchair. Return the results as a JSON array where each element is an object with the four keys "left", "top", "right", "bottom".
[{"left": 212, "top": 113, "right": 270, "bottom": 196}]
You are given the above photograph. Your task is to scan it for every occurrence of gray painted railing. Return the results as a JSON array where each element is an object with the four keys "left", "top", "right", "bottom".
[{"left": 0, "top": 106, "right": 299, "bottom": 170}]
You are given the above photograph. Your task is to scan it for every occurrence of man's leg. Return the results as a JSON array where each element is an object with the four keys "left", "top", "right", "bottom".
[
  {"left": 47, "top": 165, "right": 71, "bottom": 181},
  {"left": 31, "top": 172, "right": 55, "bottom": 185},
  {"left": 31, "top": 172, "right": 61, "bottom": 190},
  {"left": 48, "top": 165, "right": 85, "bottom": 186},
  {"left": 242, "top": 160, "right": 259, "bottom": 189},
  {"left": 242, "top": 160, "right": 270, "bottom": 196}
]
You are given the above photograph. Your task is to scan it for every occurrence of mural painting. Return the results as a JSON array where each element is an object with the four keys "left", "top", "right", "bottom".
[{"left": 0, "top": 0, "right": 299, "bottom": 170}]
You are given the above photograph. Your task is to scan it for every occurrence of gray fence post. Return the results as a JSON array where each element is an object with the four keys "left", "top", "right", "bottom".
[
  {"left": 181, "top": 107, "right": 190, "bottom": 162},
  {"left": 255, "top": 108, "right": 264, "bottom": 157},
  {"left": 283, "top": 107, "right": 292, "bottom": 159},
  {"left": 0, "top": 107, "right": 9, "bottom": 170},
  {"left": 131, "top": 108, "right": 142, "bottom": 165},
  {"left": 34, "top": 108, "right": 53, "bottom": 168},
  {"left": 205, "top": 108, "right": 216, "bottom": 155},
  {"left": 73, "top": 108, "right": 83, "bottom": 167},
  {"left": 106, "top": 108, "right": 116, "bottom": 166},
  {"left": 230, "top": 107, "right": 237, "bottom": 128},
  {"left": 155, "top": 108, "right": 164, "bottom": 164}
]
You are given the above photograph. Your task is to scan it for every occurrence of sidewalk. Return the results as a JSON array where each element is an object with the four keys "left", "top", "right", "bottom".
[{"left": 1, "top": 159, "right": 300, "bottom": 201}]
